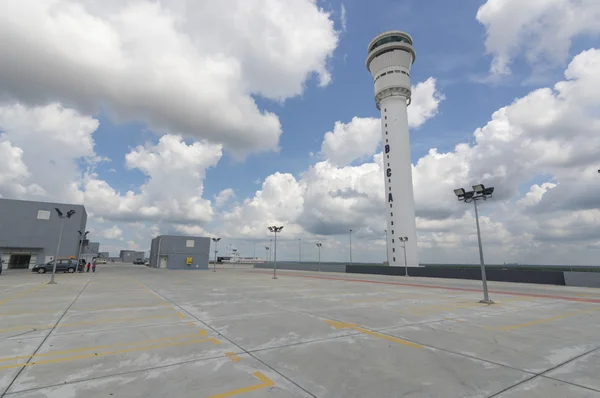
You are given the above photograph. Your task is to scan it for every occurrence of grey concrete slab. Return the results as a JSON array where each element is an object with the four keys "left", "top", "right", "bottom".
[
  {"left": 7, "top": 355, "right": 313, "bottom": 398},
  {"left": 2, "top": 264, "right": 600, "bottom": 398},
  {"left": 0, "top": 337, "right": 45, "bottom": 393},
  {"left": 545, "top": 349, "right": 600, "bottom": 392},
  {"left": 7, "top": 322, "right": 233, "bottom": 393},
  {"left": 495, "top": 376, "right": 600, "bottom": 397},
  {"left": 253, "top": 333, "right": 531, "bottom": 398}
]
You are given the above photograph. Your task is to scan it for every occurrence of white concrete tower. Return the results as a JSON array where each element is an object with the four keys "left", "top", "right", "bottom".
[{"left": 366, "top": 30, "right": 419, "bottom": 267}]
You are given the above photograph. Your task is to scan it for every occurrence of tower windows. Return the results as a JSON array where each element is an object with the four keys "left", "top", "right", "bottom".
[
  {"left": 385, "top": 124, "right": 387, "bottom": 127},
  {"left": 392, "top": 248, "right": 395, "bottom": 252},
  {"left": 393, "top": 257, "right": 396, "bottom": 262},
  {"left": 391, "top": 221, "right": 393, "bottom": 225},
  {"left": 390, "top": 212, "right": 393, "bottom": 216},
  {"left": 389, "top": 204, "right": 392, "bottom": 208},
  {"left": 392, "top": 239, "right": 394, "bottom": 243},
  {"left": 385, "top": 116, "right": 387, "bottom": 120},
  {"left": 388, "top": 178, "right": 391, "bottom": 183},
  {"left": 391, "top": 230, "right": 394, "bottom": 234}
]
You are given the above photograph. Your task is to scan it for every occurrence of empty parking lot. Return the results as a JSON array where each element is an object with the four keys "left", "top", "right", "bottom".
[{"left": 1, "top": 264, "right": 599, "bottom": 397}]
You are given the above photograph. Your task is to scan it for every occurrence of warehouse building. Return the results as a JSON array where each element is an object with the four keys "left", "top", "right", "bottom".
[
  {"left": 119, "top": 250, "right": 145, "bottom": 263},
  {"left": 0, "top": 198, "right": 87, "bottom": 269},
  {"left": 149, "top": 235, "right": 210, "bottom": 270}
]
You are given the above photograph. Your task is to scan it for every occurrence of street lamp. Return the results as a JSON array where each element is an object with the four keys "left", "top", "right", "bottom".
[
  {"left": 298, "top": 239, "right": 302, "bottom": 263},
  {"left": 454, "top": 184, "right": 495, "bottom": 304},
  {"left": 253, "top": 243, "right": 256, "bottom": 260},
  {"left": 399, "top": 237, "right": 408, "bottom": 276},
  {"left": 49, "top": 208, "right": 76, "bottom": 285},
  {"left": 269, "top": 239, "right": 272, "bottom": 261},
  {"left": 316, "top": 243, "right": 322, "bottom": 271},
  {"left": 211, "top": 237, "right": 221, "bottom": 272},
  {"left": 384, "top": 230, "right": 389, "bottom": 265},
  {"left": 77, "top": 230, "right": 89, "bottom": 270},
  {"left": 265, "top": 246, "right": 269, "bottom": 262},
  {"left": 267, "top": 226, "right": 284, "bottom": 279},
  {"left": 349, "top": 229, "right": 353, "bottom": 265}
]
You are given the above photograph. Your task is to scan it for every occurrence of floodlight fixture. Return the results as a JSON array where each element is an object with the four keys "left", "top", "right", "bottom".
[
  {"left": 472, "top": 184, "right": 484, "bottom": 193},
  {"left": 267, "top": 225, "right": 284, "bottom": 278},
  {"left": 454, "top": 188, "right": 465, "bottom": 197},
  {"left": 66, "top": 210, "right": 76, "bottom": 218},
  {"left": 49, "top": 208, "right": 76, "bottom": 284},
  {"left": 211, "top": 238, "right": 221, "bottom": 271},
  {"left": 54, "top": 208, "right": 63, "bottom": 218}
]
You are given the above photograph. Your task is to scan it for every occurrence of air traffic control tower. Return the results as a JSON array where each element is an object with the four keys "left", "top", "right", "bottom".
[{"left": 366, "top": 31, "right": 419, "bottom": 267}]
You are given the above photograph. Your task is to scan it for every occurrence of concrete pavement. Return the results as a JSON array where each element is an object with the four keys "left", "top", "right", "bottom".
[{"left": 0, "top": 263, "right": 599, "bottom": 397}]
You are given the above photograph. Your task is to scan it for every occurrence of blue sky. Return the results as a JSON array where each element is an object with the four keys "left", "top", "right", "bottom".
[{"left": 1, "top": 0, "right": 599, "bottom": 264}]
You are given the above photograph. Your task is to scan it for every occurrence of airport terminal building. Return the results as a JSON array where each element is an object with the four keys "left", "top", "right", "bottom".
[{"left": 0, "top": 198, "right": 87, "bottom": 269}]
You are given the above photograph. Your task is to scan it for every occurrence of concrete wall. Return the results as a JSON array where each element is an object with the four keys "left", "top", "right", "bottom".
[
  {"left": 254, "top": 262, "right": 346, "bottom": 273},
  {"left": 149, "top": 235, "right": 210, "bottom": 270},
  {"left": 0, "top": 198, "right": 87, "bottom": 268},
  {"left": 564, "top": 272, "right": 600, "bottom": 288}
]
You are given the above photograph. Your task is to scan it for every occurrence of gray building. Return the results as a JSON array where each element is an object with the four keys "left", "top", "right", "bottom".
[
  {"left": 120, "top": 250, "right": 145, "bottom": 263},
  {"left": 149, "top": 235, "right": 210, "bottom": 270},
  {"left": 81, "top": 241, "right": 100, "bottom": 263},
  {"left": 0, "top": 198, "right": 87, "bottom": 269},
  {"left": 99, "top": 251, "right": 110, "bottom": 258}
]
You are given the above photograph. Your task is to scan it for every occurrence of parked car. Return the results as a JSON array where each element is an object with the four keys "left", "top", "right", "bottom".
[
  {"left": 96, "top": 258, "right": 107, "bottom": 264},
  {"left": 133, "top": 258, "right": 145, "bottom": 265},
  {"left": 32, "top": 259, "right": 78, "bottom": 274}
]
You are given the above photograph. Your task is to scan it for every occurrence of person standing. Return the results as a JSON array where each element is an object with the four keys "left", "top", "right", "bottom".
[
  {"left": 86, "top": 261, "right": 91, "bottom": 272},
  {"left": 92, "top": 258, "right": 97, "bottom": 273}
]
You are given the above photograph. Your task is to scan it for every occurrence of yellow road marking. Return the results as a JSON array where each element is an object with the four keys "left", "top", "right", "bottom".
[
  {"left": 187, "top": 321, "right": 197, "bottom": 327},
  {"left": 225, "top": 352, "right": 241, "bottom": 362},
  {"left": 0, "top": 332, "right": 207, "bottom": 363},
  {"left": 208, "top": 338, "right": 221, "bottom": 345},
  {"left": 0, "top": 338, "right": 214, "bottom": 370},
  {"left": 0, "top": 314, "right": 180, "bottom": 334},
  {"left": 324, "top": 320, "right": 423, "bottom": 349},
  {"left": 175, "top": 311, "right": 187, "bottom": 319},
  {"left": 0, "top": 285, "right": 45, "bottom": 306},
  {"left": 198, "top": 329, "right": 208, "bottom": 336},
  {"left": 208, "top": 371, "right": 275, "bottom": 398},
  {"left": 492, "top": 307, "right": 600, "bottom": 331}
]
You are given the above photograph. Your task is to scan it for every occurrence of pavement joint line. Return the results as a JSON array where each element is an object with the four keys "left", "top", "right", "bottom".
[
  {"left": 0, "top": 274, "right": 95, "bottom": 398},
  {"left": 0, "top": 337, "right": 216, "bottom": 371},
  {"left": 538, "top": 374, "right": 600, "bottom": 394},
  {"left": 0, "top": 332, "right": 208, "bottom": 364},
  {"left": 0, "top": 314, "right": 181, "bottom": 334},
  {"left": 487, "top": 346, "right": 600, "bottom": 397},
  {"left": 224, "top": 352, "right": 242, "bottom": 362},
  {"left": 131, "top": 277, "right": 318, "bottom": 398},
  {"left": 207, "top": 371, "right": 275, "bottom": 398},
  {"left": 1, "top": 319, "right": 200, "bottom": 342},
  {"left": 247, "top": 270, "right": 600, "bottom": 304}
]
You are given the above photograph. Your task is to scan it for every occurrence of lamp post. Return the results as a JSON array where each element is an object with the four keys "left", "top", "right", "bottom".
[
  {"left": 399, "top": 237, "right": 408, "bottom": 276},
  {"left": 269, "top": 239, "right": 272, "bottom": 261},
  {"left": 211, "top": 237, "right": 221, "bottom": 272},
  {"left": 349, "top": 229, "right": 353, "bottom": 265},
  {"left": 265, "top": 246, "right": 269, "bottom": 262},
  {"left": 77, "top": 230, "right": 89, "bottom": 271},
  {"left": 253, "top": 243, "right": 256, "bottom": 260},
  {"left": 454, "top": 184, "right": 495, "bottom": 304},
  {"left": 49, "top": 208, "right": 76, "bottom": 285},
  {"left": 298, "top": 239, "right": 302, "bottom": 263},
  {"left": 316, "top": 243, "right": 322, "bottom": 271},
  {"left": 267, "top": 226, "right": 284, "bottom": 279},
  {"left": 384, "top": 229, "right": 389, "bottom": 265}
]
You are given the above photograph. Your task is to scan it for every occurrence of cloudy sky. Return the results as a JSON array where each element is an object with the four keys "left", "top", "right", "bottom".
[{"left": 0, "top": 0, "right": 599, "bottom": 265}]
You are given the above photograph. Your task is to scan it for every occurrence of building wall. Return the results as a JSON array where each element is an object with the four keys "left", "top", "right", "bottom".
[
  {"left": 120, "top": 250, "right": 145, "bottom": 263},
  {"left": 149, "top": 235, "right": 210, "bottom": 270},
  {"left": 0, "top": 198, "right": 87, "bottom": 268},
  {"left": 99, "top": 252, "right": 109, "bottom": 258}
]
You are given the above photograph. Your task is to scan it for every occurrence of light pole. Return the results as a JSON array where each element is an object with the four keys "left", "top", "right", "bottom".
[
  {"left": 384, "top": 229, "right": 389, "bottom": 265},
  {"left": 349, "top": 229, "right": 353, "bottom": 265},
  {"left": 77, "top": 230, "right": 89, "bottom": 271},
  {"left": 399, "top": 237, "right": 408, "bottom": 276},
  {"left": 269, "top": 239, "right": 272, "bottom": 261},
  {"left": 265, "top": 246, "right": 269, "bottom": 262},
  {"left": 298, "top": 239, "right": 302, "bottom": 263},
  {"left": 454, "top": 184, "right": 495, "bottom": 304},
  {"left": 212, "top": 237, "right": 221, "bottom": 272},
  {"left": 253, "top": 243, "right": 256, "bottom": 259},
  {"left": 267, "top": 226, "right": 284, "bottom": 279},
  {"left": 49, "top": 208, "right": 76, "bottom": 284},
  {"left": 316, "top": 243, "right": 322, "bottom": 271}
]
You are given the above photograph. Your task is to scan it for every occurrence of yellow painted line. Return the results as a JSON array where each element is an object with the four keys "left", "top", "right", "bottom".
[
  {"left": 492, "top": 307, "right": 600, "bottom": 331},
  {"left": 175, "top": 311, "right": 187, "bottom": 319},
  {"left": 225, "top": 352, "right": 242, "bottom": 362},
  {"left": 208, "top": 338, "right": 221, "bottom": 345},
  {"left": 324, "top": 319, "right": 423, "bottom": 349},
  {"left": 0, "top": 332, "right": 207, "bottom": 363},
  {"left": 0, "top": 285, "right": 45, "bottom": 306},
  {"left": 0, "top": 338, "right": 213, "bottom": 370},
  {"left": 207, "top": 371, "right": 275, "bottom": 398},
  {"left": 0, "top": 314, "right": 180, "bottom": 334},
  {"left": 187, "top": 322, "right": 197, "bottom": 327},
  {"left": 198, "top": 329, "right": 208, "bottom": 336}
]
